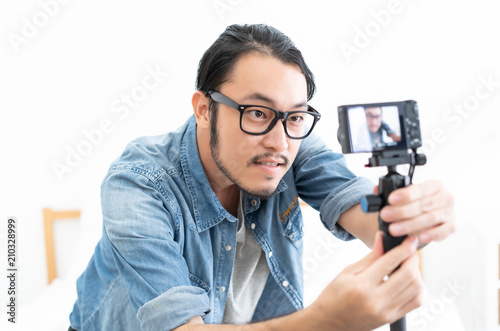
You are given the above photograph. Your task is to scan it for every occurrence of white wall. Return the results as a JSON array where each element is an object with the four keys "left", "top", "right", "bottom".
[{"left": 1, "top": 0, "right": 499, "bottom": 330}]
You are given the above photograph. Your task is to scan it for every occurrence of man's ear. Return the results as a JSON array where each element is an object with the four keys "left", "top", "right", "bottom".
[{"left": 192, "top": 90, "right": 211, "bottom": 130}]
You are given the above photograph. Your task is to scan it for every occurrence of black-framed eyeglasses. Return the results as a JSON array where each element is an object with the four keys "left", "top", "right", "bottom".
[{"left": 208, "top": 90, "right": 321, "bottom": 139}]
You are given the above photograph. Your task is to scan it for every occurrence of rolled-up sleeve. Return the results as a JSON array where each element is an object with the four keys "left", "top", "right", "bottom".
[
  {"left": 101, "top": 169, "right": 210, "bottom": 331},
  {"left": 138, "top": 286, "right": 210, "bottom": 331},
  {"left": 293, "top": 134, "right": 374, "bottom": 240},
  {"left": 319, "top": 177, "right": 374, "bottom": 241}
]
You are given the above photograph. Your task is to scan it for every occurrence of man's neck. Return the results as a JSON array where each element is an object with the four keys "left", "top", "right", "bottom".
[{"left": 216, "top": 186, "right": 240, "bottom": 217}]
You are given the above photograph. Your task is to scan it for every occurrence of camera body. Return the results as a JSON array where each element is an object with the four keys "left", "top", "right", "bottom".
[{"left": 337, "top": 100, "right": 422, "bottom": 155}]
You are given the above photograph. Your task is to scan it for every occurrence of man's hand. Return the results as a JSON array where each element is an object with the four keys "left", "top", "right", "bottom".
[
  {"left": 308, "top": 232, "right": 423, "bottom": 331},
  {"left": 376, "top": 180, "right": 455, "bottom": 244}
]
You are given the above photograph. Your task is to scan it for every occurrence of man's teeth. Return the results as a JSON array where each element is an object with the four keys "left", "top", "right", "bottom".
[{"left": 257, "top": 162, "right": 279, "bottom": 166}]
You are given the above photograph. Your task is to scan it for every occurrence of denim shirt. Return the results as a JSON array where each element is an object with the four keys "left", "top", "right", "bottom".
[{"left": 69, "top": 116, "right": 374, "bottom": 331}]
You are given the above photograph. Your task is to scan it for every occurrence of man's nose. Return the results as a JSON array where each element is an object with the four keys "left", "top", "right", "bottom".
[{"left": 262, "top": 119, "right": 288, "bottom": 152}]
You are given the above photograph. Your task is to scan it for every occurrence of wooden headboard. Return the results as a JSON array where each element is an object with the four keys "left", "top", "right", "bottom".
[{"left": 43, "top": 208, "right": 81, "bottom": 284}]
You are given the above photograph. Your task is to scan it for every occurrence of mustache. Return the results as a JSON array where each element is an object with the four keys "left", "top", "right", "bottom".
[{"left": 247, "top": 153, "right": 289, "bottom": 167}]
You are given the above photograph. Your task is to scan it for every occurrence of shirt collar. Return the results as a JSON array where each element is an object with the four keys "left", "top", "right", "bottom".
[
  {"left": 180, "top": 116, "right": 236, "bottom": 232},
  {"left": 180, "top": 116, "right": 288, "bottom": 232}
]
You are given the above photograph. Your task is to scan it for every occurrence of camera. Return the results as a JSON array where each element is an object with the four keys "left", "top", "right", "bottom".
[{"left": 337, "top": 100, "right": 422, "bottom": 155}]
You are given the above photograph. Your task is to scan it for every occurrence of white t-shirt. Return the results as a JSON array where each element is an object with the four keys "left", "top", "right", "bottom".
[{"left": 222, "top": 193, "right": 270, "bottom": 324}]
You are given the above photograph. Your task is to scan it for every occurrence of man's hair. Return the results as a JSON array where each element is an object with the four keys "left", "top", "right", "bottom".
[
  {"left": 196, "top": 24, "right": 316, "bottom": 101},
  {"left": 197, "top": 24, "right": 316, "bottom": 152},
  {"left": 365, "top": 107, "right": 383, "bottom": 114}
]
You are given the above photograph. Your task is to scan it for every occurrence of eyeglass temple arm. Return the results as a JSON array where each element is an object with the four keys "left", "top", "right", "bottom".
[
  {"left": 308, "top": 105, "right": 321, "bottom": 117},
  {"left": 209, "top": 91, "right": 240, "bottom": 110}
]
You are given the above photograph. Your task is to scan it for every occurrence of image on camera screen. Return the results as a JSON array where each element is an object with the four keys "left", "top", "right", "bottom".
[{"left": 347, "top": 105, "right": 402, "bottom": 153}]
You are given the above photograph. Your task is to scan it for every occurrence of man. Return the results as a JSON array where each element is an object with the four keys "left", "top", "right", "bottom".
[
  {"left": 365, "top": 106, "right": 401, "bottom": 149},
  {"left": 69, "top": 24, "right": 454, "bottom": 331}
]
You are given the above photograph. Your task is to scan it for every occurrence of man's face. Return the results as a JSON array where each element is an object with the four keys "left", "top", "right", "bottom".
[
  {"left": 210, "top": 52, "right": 308, "bottom": 199},
  {"left": 365, "top": 107, "right": 382, "bottom": 133}
]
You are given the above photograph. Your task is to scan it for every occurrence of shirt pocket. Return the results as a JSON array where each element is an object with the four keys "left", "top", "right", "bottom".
[
  {"left": 189, "top": 272, "right": 211, "bottom": 294},
  {"left": 281, "top": 203, "right": 304, "bottom": 250}
]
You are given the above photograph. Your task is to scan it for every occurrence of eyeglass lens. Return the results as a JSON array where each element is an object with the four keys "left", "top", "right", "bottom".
[{"left": 241, "top": 106, "right": 315, "bottom": 138}]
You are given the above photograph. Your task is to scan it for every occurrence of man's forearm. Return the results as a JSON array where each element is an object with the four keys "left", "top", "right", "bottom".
[{"left": 337, "top": 204, "right": 379, "bottom": 248}]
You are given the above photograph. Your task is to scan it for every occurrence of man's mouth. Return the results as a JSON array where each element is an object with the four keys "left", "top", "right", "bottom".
[
  {"left": 248, "top": 153, "right": 289, "bottom": 168},
  {"left": 255, "top": 161, "right": 281, "bottom": 167}
]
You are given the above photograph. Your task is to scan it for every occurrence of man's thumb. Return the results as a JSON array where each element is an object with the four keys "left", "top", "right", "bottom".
[{"left": 372, "top": 231, "right": 384, "bottom": 257}]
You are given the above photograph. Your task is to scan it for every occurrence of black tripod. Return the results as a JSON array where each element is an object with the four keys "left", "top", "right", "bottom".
[{"left": 360, "top": 150, "right": 426, "bottom": 331}]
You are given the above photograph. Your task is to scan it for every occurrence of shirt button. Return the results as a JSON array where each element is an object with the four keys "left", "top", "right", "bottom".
[
  {"left": 250, "top": 223, "right": 256, "bottom": 230},
  {"left": 225, "top": 245, "right": 232, "bottom": 251},
  {"left": 251, "top": 199, "right": 257, "bottom": 206},
  {"left": 220, "top": 286, "right": 226, "bottom": 292},
  {"left": 282, "top": 280, "right": 289, "bottom": 287},
  {"left": 268, "top": 251, "right": 273, "bottom": 258}
]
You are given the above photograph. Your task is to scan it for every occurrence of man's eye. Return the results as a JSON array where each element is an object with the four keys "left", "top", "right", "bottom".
[
  {"left": 247, "top": 109, "right": 266, "bottom": 118},
  {"left": 289, "top": 115, "right": 303, "bottom": 122}
]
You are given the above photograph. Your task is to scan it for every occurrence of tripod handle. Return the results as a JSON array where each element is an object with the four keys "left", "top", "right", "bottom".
[
  {"left": 390, "top": 316, "right": 406, "bottom": 331},
  {"left": 362, "top": 171, "right": 410, "bottom": 331},
  {"left": 378, "top": 171, "right": 410, "bottom": 247},
  {"left": 361, "top": 193, "right": 407, "bottom": 252},
  {"left": 379, "top": 215, "right": 406, "bottom": 253}
]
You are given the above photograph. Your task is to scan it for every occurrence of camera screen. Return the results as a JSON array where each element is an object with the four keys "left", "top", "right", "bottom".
[{"left": 346, "top": 105, "right": 403, "bottom": 153}]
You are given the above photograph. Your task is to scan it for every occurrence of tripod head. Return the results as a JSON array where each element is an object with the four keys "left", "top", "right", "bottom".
[
  {"left": 361, "top": 149, "right": 426, "bottom": 250},
  {"left": 365, "top": 149, "right": 427, "bottom": 168}
]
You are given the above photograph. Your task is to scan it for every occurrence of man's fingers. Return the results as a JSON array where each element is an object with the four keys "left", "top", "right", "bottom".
[
  {"left": 381, "top": 193, "right": 453, "bottom": 222},
  {"left": 394, "top": 289, "right": 424, "bottom": 321},
  {"left": 381, "top": 186, "right": 454, "bottom": 222},
  {"left": 387, "top": 180, "right": 444, "bottom": 206},
  {"left": 380, "top": 190, "right": 454, "bottom": 228},
  {"left": 387, "top": 207, "right": 454, "bottom": 237},
  {"left": 365, "top": 236, "right": 418, "bottom": 283},
  {"left": 418, "top": 220, "right": 456, "bottom": 243},
  {"left": 374, "top": 252, "right": 423, "bottom": 322},
  {"left": 379, "top": 252, "right": 421, "bottom": 299}
]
